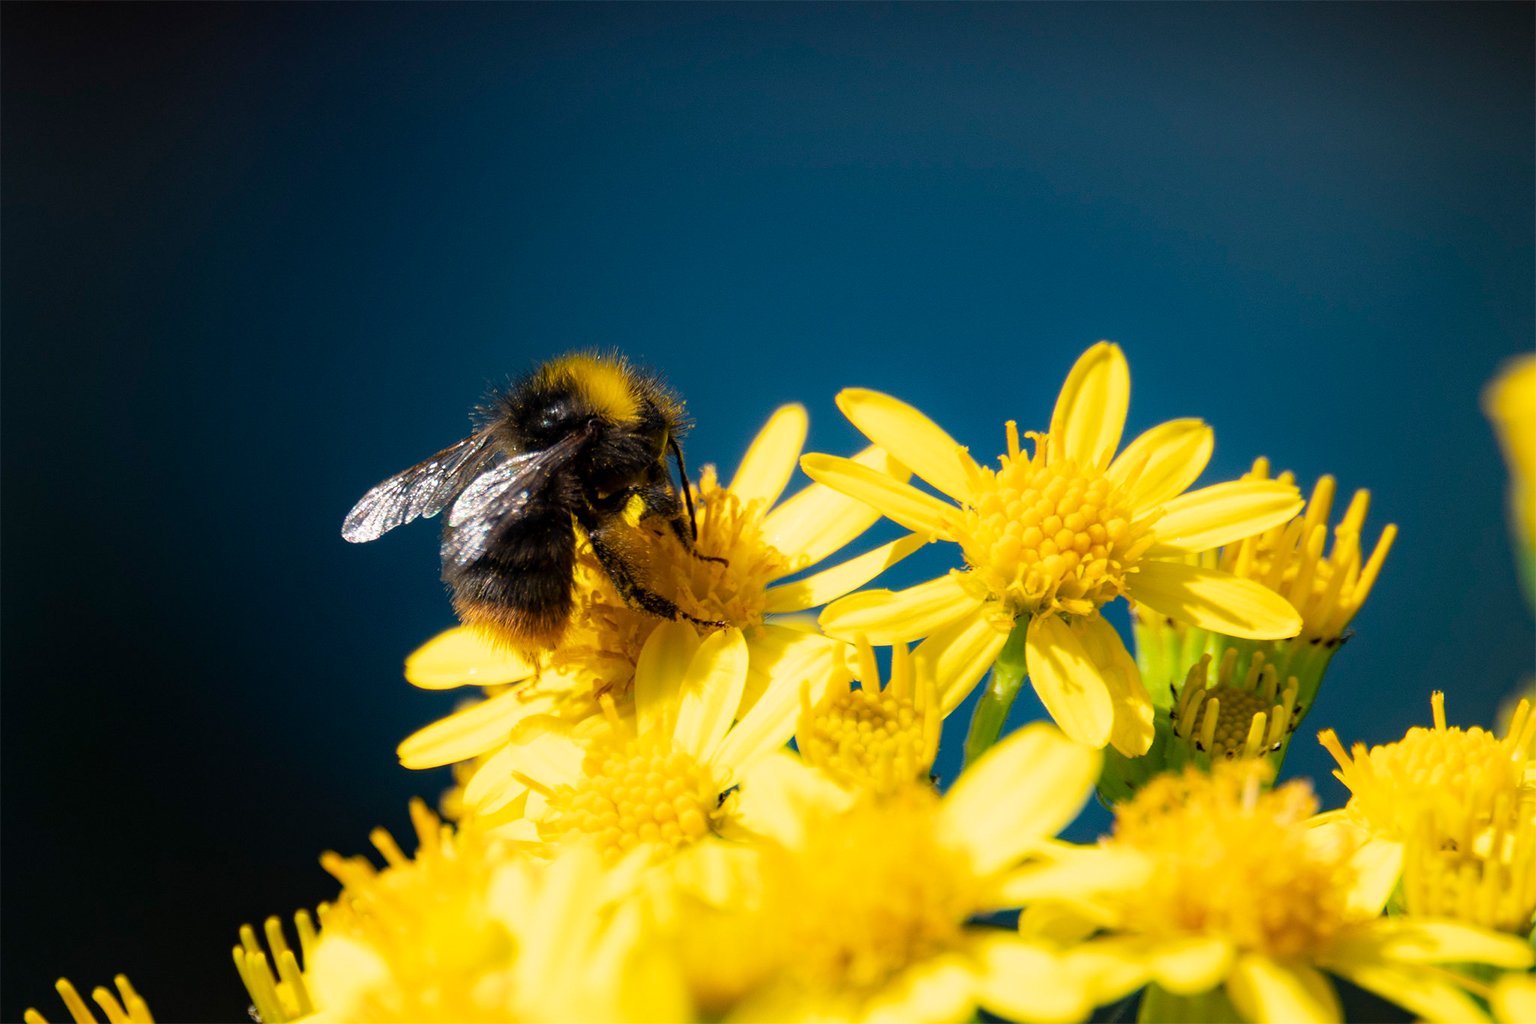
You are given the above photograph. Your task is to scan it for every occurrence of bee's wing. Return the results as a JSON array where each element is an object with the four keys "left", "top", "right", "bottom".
[
  {"left": 441, "top": 425, "right": 593, "bottom": 569},
  {"left": 341, "top": 430, "right": 499, "bottom": 543}
]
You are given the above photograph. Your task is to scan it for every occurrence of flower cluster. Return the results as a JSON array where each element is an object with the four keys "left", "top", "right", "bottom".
[{"left": 31, "top": 343, "right": 1535, "bottom": 1024}]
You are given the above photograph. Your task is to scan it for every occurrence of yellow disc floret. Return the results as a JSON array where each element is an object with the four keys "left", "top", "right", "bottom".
[
  {"left": 1108, "top": 762, "right": 1355, "bottom": 959},
  {"left": 768, "top": 787, "right": 978, "bottom": 993},
  {"left": 952, "top": 424, "right": 1154, "bottom": 620},
  {"left": 541, "top": 730, "right": 725, "bottom": 861}
]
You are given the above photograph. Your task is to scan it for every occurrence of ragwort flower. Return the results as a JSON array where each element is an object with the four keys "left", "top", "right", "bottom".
[
  {"left": 396, "top": 404, "right": 919, "bottom": 775},
  {"left": 24, "top": 977, "right": 154, "bottom": 1024},
  {"left": 803, "top": 342, "right": 1303, "bottom": 754},
  {"left": 1007, "top": 761, "right": 1534, "bottom": 1022}
]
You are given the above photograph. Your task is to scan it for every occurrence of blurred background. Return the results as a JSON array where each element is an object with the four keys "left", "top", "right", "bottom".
[{"left": 4, "top": 4, "right": 1531, "bottom": 1020}]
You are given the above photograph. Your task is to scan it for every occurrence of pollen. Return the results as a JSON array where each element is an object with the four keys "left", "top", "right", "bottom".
[
  {"left": 952, "top": 425, "right": 1153, "bottom": 619},
  {"left": 1108, "top": 762, "right": 1356, "bottom": 959},
  {"left": 769, "top": 787, "right": 977, "bottom": 992},
  {"left": 541, "top": 730, "right": 724, "bottom": 861},
  {"left": 797, "top": 640, "right": 940, "bottom": 794},
  {"left": 672, "top": 466, "right": 790, "bottom": 626}
]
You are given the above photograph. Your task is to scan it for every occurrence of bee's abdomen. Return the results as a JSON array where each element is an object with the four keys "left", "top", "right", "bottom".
[{"left": 445, "top": 510, "right": 576, "bottom": 651}]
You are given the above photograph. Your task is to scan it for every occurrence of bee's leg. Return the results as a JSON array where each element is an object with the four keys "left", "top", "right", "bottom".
[
  {"left": 637, "top": 478, "right": 728, "bottom": 567},
  {"left": 586, "top": 520, "right": 727, "bottom": 629},
  {"left": 667, "top": 437, "right": 701, "bottom": 541}
]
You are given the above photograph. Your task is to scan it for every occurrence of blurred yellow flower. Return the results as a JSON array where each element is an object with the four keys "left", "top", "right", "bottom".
[
  {"left": 803, "top": 342, "right": 1303, "bottom": 754},
  {"left": 1484, "top": 352, "right": 1536, "bottom": 555},
  {"left": 1008, "top": 761, "right": 1533, "bottom": 1022},
  {"left": 734, "top": 723, "right": 1103, "bottom": 1024},
  {"left": 395, "top": 404, "right": 919, "bottom": 774}
]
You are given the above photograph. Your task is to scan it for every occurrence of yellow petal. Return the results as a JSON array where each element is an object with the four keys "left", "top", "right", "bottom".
[
  {"left": 1130, "top": 560, "right": 1303, "bottom": 639},
  {"left": 836, "top": 388, "right": 980, "bottom": 502},
  {"left": 1106, "top": 418, "right": 1213, "bottom": 509},
  {"left": 971, "top": 935, "right": 1092, "bottom": 1024},
  {"left": 1025, "top": 614, "right": 1115, "bottom": 748},
  {"left": 404, "top": 625, "right": 535, "bottom": 689},
  {"left": 396, "top": 687, "right": 558, "bottom": 769},
  {"left": 633, "top": 620, "right": 700, "bottom": 737},
  {"left": 1323, "top": 918, "right": 1536, "bottom": 970},
  {"left": 1493, "top": 974, "right": 1536, "bottom": 1024},
  {"left": 1227, "top": 954, "right": 1341, "bottom": 1024},
  {"left": 1322, "top": 957, "right": 1489, "bottom": 1023},
  {"left": 762, "top": 445, "right": 911, "bottom": 569},
  {"left": 995, "top": 847, "right": 1150, "bottom": 905},
  {"left": 1149, "top": 479, "right": 1303, "bottom": 553},
  {"left": 732, "top": 748, "right": 850, "bottom": 847},
  {"left": 728, "top": 404, "right": 808, "bottom": 509},
  {"left": 799, "top": 452, "right": 954, "bottom": 537},
  {"left": 1145, "top": 937, "right": 1237, "bottom": 995},
  {"left": 940, "top": 722, "right": 1101, "bottom": 877},
  {"left": 462, "top": 718, "right": 583, "bottom": 813},
  {"left": 915, "top": 611, "right": 1009, "bottom": 714},
  {"left": 819, "top": 572, "right": 979, "bottom": 644},
  {"left": 717, "top": 628, "right": 850, "bottom": 771},
  {"left": 1076, "top": 614, "right": 1153, "bottom": 756},
  {"left": 1049, "top": 341, "right": 1129, "bottom": 470},
  {"left": 865, "top": 953, "right": 978, "bottom": 1024},
  {"left": 764, "top": 533, "right": 927, "bottom": 613},
  {"left": 674, "top": 628, "right": 748, "bottom": 758}
]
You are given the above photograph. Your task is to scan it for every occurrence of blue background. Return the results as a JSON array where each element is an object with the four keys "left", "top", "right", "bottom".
[{"left": 4, "top": 5, "right": 1531, "bottom": 1020}]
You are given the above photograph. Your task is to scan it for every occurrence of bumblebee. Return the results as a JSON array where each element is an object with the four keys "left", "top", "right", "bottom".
[{"left": 342, "top": 352, "right": 723, "bottom": 651}]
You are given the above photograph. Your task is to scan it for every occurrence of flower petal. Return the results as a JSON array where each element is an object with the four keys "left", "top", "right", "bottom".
[
  {"left": 404, "top": 626, "right": 535, "bottom": 689},
  {"left": 971, "top": 935, "right": 1092, "bottom": 1024},
  {"left": 718, "top": 628, "right": 850, "bottom": 771},
  {"left": 836, "top": 388, "right": 980, "bottom": 502},
  {"left": 1076, "top": 615, "right": 1153, "bottom": 757},
  {"left": 1227, "top": 954, "right": 1340, "bottom": 1024},
  {"left": 940, "top": 722, "right": 1101, "bottom": 877},
  {"left": 1130, "top": 560, "right": 1303, "bottom": 639},
  {"left": 819, "top": 572, "right": 979, "bottom": 644},
  {"left": 728, "top": 404, "right": 808, "bottom": 509},
  {"left": 1049, "top": 342, "right": 1129, "bottom": 470},
  {"left": 764, "top": 533, "right": 927, "bottom": 613},
  {"left": 800, "top": 453, "right": 954, "bottom": 537},
  {"left": 865, "top": 953, "right": 978, "bottom": 1024},
  {"left": 1025, "top": 614, "right": 1115, "bottom": 748},
  {"left": 915, "top": 611, "right": 1009, "bottom": 714},
  {"left": 1322, "top": 956, "right": 1488, "bottom": 1023},
  {"left": 462, "top": 717, "right": 583, "bottom": 813},
  {"left": 1323, "top": 918, "right": 1536, "bottom": 970},
  {"left": 762, "top": 445, "right": 911, "bottom": 569},
  {"left": 732, "top": 748, "right": 851, "bottom": 848},
  {"left": 1149, "top": 479, "right": 1302, "bottom": 553},
  {"left": 1145, "top": 938, "right": 1237, "bottom": 996},
  {"left": 674, "top": 628, "right": 749, "bottom": 759},
  {"left": 1106, "top": 418, "right": 1213, "bottom": 509},
  {"left": 396, "top": 687, "right": 558, "bottom": 769},
  {"left": 633, "top": 620, "right": 701, "bottom": 737}
]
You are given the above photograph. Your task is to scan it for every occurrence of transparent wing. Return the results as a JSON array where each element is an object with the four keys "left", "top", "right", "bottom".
[
  {"left": 441, "top": 425, "right": 592, "bottom": 569},
  {"left": 341, "top": 430, "right": 498, "bottom": 543}
]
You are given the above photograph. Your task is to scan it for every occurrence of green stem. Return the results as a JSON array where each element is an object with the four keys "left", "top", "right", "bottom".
[{"left": 962, "top": 619, "right": 1029, "bottom": 767}]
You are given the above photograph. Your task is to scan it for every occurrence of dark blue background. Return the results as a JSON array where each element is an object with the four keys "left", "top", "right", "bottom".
[{"left": 5, "top": 5, "right": 1531, "bottom": 1020}]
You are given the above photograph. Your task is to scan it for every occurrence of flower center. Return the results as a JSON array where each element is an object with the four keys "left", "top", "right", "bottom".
[
  {"left": 1109, "top": 764, "right": 1356, "bottom": 958},
  {"left": 1170, "top": 651, "right": 1302, "bottom": 762},
  {"left": 798, "top": 687, "right": 933, "bottom": 793},
  {"left": 541, "top": 732, "right": 724, "bottom": 861},
  {"left": 950, "top": 428, "right": 1151, "bottom": 619},
  {"left": 771, "top": 788, "right": 976, "bottom": 992}
]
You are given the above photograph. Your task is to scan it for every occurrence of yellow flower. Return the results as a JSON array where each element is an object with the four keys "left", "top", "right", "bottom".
[
  {"left": 1320, "top": 693, "right": 1536, "bottom": 936},
  {"left": 234, "top": 909, "right": 323, "bottom": 1024},
  {"left": 1167, "top": 648, "right": 1302, "bottom": 765},
  {"left": 459, "top": 621, "right": 831, "bottom": 859},
  {"left": 395, "top": 404, "right": 919, "bottom": 774},
  {"left": 1006, "top": 762, "right": 1534, "bottom": 1022},
  {"left": 24, "top": 977, "right": 154, "bottom": 1024},
  {"left": 794, "top": 637, "right": 941, "bottom": 795},
  {"left": 1484, "top": 353, "right": 1536, "bottom": 555},
  {"left": 803, "top": 342, "right": 1303, "bottom": 753},
  {"left": 291, "top": 799, "right": 687, "bottom": 1023},
  {"left": 730, "top": 723, "right": 1104, "bottom": 1024}
]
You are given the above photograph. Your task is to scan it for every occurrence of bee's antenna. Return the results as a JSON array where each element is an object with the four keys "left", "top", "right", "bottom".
[{"left": 668, "top": 436, "right": 701, "bottom": 540}]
